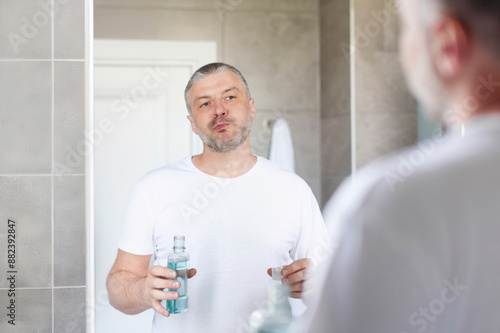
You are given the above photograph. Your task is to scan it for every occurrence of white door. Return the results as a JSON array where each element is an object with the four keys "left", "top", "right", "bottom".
[{"left": 94, "top": 40, "right": 216, "bottom": 333}]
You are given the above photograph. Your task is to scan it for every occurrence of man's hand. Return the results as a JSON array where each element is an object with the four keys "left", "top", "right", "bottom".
[
  {"left": 145, "top": 266, "right": 197, "bottom": 317},
  {"left": 107, "top": 250, "right": 197, "bottom": 318},
  {"left": 267, "top": 258, "right": 311, "bottom": 298}
]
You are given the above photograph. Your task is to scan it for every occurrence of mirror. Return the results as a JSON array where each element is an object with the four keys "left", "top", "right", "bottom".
[{"left": 93, "top": 1, "right": 322, "bottom": 332}]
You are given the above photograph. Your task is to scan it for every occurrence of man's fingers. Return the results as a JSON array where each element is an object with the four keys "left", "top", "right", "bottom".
[
  {"left": 188, "top": 268, "right": 197, "bottom": 279},
  {"left": 148, "top": 288, "right": 179, "bottom": 301},
  {"left": 150, "top": 265, "right": 176, "bottom": 278},
  {"left": 151, "top": 299, "right": 170, "bottom": 317},
  {"left": 289, "top": 281, "right": 305, "bottom": 293},
  {"left": 282, "top": 258, "right": 311, "bottom": 278},
  {"left": 282, "top": 268, "right": 307, "bottom": 285},
  {"left": 267, "top": 268, "right": 273, "bottom": 277}
]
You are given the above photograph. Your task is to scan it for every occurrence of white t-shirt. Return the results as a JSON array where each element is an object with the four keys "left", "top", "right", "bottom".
[
  {"left": 304, "top": 114, "right": 500, "bottom": 333},
  {"left": 118, "top": 156, "right": 326, "bottom": 333}
]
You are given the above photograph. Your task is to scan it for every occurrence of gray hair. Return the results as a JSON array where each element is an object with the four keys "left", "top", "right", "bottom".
[{"left": 184, "top": 62, "right": 252, "bottom": 115}]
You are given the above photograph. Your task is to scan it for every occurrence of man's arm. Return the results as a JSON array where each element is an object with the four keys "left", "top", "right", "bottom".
[{"left": 106, "top": 249, "right": 196, "bottom": 317}]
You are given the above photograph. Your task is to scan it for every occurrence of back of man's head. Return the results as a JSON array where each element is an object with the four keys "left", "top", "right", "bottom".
[{"left": 431, "top": 0, "right": 500, "bottom": 57}]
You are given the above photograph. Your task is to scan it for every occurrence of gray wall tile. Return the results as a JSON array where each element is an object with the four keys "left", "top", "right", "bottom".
[
  {"left": 0, "top": 0, "right": 51, "bottom": 59},
  {"left": 0, "top": 289, "right": 52, "bottom": 332},
  {"left": 54, "top": 176, "right": 86, "bottom": 286},
  {"left": 225, "top": 11, "right": 319, "bottom": 112},
  {"left": 0, "top": 177, "right": 52, "bottom": 288},
  {"left": 0, "top": 61, "right": 52, "bottom": 174},
  {"left": 54, "top": 0, "right": 85, "bottom": 59},
  {"left": 55, "top": 61, "right": 86, "bottom": 175},
  {"left": 54, "top": 288, "right": 86, "bottom": 333}
]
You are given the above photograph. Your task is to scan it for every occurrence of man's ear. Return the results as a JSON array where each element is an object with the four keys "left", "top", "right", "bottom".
[
  {"left": 249, "top": 98, "right": 256, "bottom": 120},
  {"left": 431, "top": 15, "right": 470, "bottom": 79},
  {"left": 187, "top": 115, "right": 199, "bottom": 135}
]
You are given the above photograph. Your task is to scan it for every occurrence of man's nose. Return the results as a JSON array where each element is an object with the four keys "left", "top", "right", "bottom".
[{"left": 213, "top": 99, "right": 227, "bottom": 117}]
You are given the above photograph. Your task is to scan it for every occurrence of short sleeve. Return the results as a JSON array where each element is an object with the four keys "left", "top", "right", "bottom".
[
  {"left": 289, "top": 185, "right": 330, "bottom": 264},
  {"left": 117, "top": 182, "right": 155, "bottom": 255}
]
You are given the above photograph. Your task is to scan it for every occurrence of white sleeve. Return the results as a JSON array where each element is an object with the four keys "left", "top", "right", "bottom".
[
  {"left": 117, "top": 182, "right": 155, "bottom": 255},
  {"left": 289, "top": 186, "right": 329, "bottom": 263}
]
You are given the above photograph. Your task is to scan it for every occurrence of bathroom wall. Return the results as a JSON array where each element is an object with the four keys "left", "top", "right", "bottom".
[
  {"left": 0, "top": 0, "right": 87, "bottom": 332},
  {"left": 320, "top": 0, "right": 418, "bottom": 205},
  {"left": 94, "top": 0, "right": 322, "bottom": 201}
]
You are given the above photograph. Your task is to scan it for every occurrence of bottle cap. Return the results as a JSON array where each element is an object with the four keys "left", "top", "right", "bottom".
[
  {"left": 272, "top": 266, "right": 284, "bottom": 281},
  {"left": 173, "top": 235, "right": 185, "bottom": 250}
]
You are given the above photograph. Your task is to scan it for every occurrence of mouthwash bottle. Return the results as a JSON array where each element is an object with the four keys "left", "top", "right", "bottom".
[
  {"left": 250, "top": 284, "right": 293, "bottom": 333},
  {"left": 166, "top": 235, "right": 189, "bottom": 314}
]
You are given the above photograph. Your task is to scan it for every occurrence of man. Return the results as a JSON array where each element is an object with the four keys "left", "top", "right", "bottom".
[
  {"left": 304, "top": 0, "right": 500, "bottom": 332},
  {"left": 107, "top": 63, "right": 327, "bottom": 332}
]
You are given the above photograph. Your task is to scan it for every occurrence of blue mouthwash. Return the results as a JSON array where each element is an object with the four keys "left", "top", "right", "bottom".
[{"left": 166, "top": 235, "right": 190, "bottom": 314}]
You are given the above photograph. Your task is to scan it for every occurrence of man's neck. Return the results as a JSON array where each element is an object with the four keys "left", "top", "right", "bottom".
[{"left": 192, "top": 143, "right": 257, "bottom": 178}]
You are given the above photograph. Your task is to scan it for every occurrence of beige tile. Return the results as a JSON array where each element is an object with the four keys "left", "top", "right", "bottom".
[
  {"left": 251, "top": 109, "right": 321, "bottom": 201},
  {"left": 288, "top": 112, "right": 321, "bottom": 202},
  {"left": 94, "top": 7, "right": 223, "bottom": 58},
  {"left": 322, "top": 115, "right": 352, "bottom": 175},
  {"left": 321, "top": 0, "right": 350, "bottom": 60},
  {"left": 321, "top": 55, "right": 351, "bottom": 119},
  {"left": 227, "top": 0, "right": 318, "bottom": 12},
  {"left": 355, "top": 51, "right": 416, "bottom": 116},
  {"left": 95, "top": 0, "right": 213, "bottom": 9},
  {"left": 321, "top": 173, "right": 350, "bottom": 208},
  {"left": 96, "top": 0, "right": 318, "bottom": 12},
  {"left": 355, "top": 111, "right": 418, "bottom": 168},
  {"left": 224, "top": 11, "right": 319, "bottom": 112},
  {"left": 352, "top": 0, "right": 400, "bottom": 53},
  {"left": 320, "top": 0, "right": 336, "bottom": 8}
]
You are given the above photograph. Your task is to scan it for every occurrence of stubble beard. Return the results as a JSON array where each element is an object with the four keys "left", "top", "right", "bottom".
[{"left": 196, "top": 111, "right": 253, "bottom": 153}]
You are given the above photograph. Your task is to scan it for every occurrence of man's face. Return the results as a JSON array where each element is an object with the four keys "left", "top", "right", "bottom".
[
  {"left": 187, "top": 71, "right": 256, "bottom": 153},
  {"left": 399, "top": 0, "right": 448, "bottom": 122}
]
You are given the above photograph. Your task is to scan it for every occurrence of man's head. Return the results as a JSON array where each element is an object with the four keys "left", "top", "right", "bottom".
[
  {"left": 399, "top": 0, "right": 500, "bottom": 124},
  {"left": 184, "top": 63, "right": 251, "bottom": 115},
  {"left": 185, "top": 63, "right": 256, "bottom": 153}
]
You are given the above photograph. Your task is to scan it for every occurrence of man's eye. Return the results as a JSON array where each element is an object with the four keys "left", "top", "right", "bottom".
[
  {"left": 226, "top": 96, "right": 235, "bottom": 100},
  {"left": 200, "top": 102, "right": 209, "bottom": 108}
]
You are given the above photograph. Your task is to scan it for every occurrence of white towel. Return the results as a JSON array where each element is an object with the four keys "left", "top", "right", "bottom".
[{"left": 269, "top": 118, "right": 295, "bottom": 173}]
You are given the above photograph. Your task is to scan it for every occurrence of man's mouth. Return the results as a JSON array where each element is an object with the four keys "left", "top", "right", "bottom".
[{"left": 214, "top": 123, "right": 230, "bottom": 131}]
